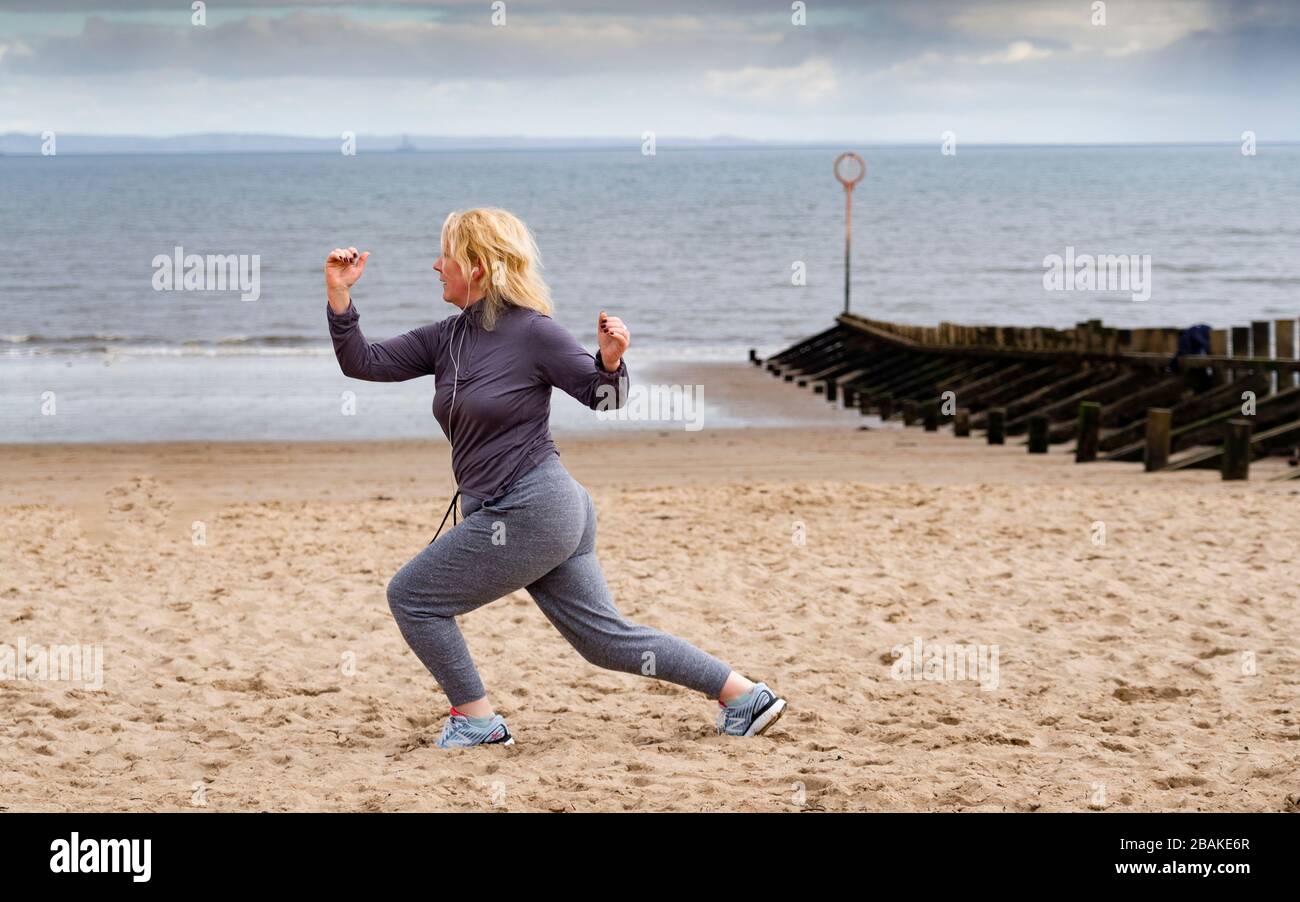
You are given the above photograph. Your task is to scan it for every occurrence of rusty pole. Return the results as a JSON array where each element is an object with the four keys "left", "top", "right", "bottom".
[{"left": 834, "top": 152, "right": 866, "bottom": 314}]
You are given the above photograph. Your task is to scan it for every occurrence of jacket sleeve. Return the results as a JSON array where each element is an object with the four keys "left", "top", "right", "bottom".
[
  {"left": 529, "top": 313, "right": 629, "bottom": 410},
  {"left": 327, "top": 300, "right": 440, "bottom": 382}
]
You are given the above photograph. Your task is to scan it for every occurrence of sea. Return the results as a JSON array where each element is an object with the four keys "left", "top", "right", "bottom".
[{"left": 3, "top": 144, "right": 1297, "bottom": 442}]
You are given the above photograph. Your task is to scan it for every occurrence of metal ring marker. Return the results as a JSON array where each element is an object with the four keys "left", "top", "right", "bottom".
[{"left": 833, "top": 152, "right": 866, "bottom": 313}]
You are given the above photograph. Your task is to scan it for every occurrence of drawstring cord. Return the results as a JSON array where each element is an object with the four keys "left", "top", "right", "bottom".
[{"left": 429, "top": 490, "right": 461, "bottom": 545}]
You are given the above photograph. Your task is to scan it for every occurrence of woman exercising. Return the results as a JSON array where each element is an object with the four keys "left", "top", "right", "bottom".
[{"left": 324, "top": 208, "right": 786, "bottom": 748}]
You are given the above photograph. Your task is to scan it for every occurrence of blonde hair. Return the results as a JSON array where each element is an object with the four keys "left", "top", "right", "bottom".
[{"left": 440, "top": 208, "right": 552, "bottom": 330}]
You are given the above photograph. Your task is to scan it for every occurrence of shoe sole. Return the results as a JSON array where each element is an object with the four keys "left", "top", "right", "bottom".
[
  {"left": 436, "top": 737, "right": 513, "bottom": 749},
  {"left": 744, "top": 698, "right": 786, "bottom": 737},
  {"left": 437, "top": 727, "right": 515, "bottom": 749}
]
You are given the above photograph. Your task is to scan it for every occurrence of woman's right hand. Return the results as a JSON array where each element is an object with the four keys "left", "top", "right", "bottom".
[{"left": 325, "top": 246, "right": 369, "bottom": 311}]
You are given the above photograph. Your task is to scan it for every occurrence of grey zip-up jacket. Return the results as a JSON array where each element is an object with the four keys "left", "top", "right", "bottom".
[{"left": 328, "top": 298, "right": 628, "bottom": 502}]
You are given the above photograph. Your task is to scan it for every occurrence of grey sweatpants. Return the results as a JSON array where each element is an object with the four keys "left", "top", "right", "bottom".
[{"left": 386, "top": 454, "right": 733, "bottom": 707}]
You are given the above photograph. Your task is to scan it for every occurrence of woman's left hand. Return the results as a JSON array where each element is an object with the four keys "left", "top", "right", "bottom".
[{"left": 598, "top": 311, "right": 629, "bottom": 371}]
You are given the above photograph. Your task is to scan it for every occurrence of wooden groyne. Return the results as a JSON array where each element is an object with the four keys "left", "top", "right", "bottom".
[{"left": 755, "top": 314, "right": 1300, "bottom": 481}]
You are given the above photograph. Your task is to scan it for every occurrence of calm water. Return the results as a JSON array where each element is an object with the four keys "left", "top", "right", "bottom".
[{"left": 3, "top": 146, "right": 1298, "bottom": 441}]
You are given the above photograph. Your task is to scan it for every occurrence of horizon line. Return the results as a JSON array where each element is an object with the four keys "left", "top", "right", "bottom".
[{"left": 2, "top": 132, "right": 1297, "bottom": 156}]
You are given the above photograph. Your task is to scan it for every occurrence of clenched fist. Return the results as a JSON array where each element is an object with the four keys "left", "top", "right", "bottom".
[
  {"left": 598, "top": 311, "right": 629, "bottom": 372},
  {"left": 325, "top": 246, "right": 369, "bottom": 313}
]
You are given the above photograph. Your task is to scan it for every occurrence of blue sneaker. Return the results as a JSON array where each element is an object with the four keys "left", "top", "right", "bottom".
[
  {"left": 435, "top": 708, "right": 515, "bottom": 749},
  {"left": 715, "top": 683, "right": 786, "bottom": 737}
]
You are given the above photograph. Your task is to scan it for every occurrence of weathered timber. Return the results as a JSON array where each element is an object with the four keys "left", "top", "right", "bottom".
[
  {"left": 1166, "top": 384, "right": 1300, "bottom": 452},
  {"left": 1276, "top": 319, "right": 1296, "bottom": 391},
  {"left": 834, "top": 367, "right": 876, "bottom": 403},
  {"left": 795, "top": 346, "right": 863, "bottom": 386},
  {"left": 1091, "top": 376, "right": 1188, "bottom": 438},
  {"left": 1222, "top": 420, "right": 1253, "bottom": 480},
  {"left": 767, "top": 325, "right": 842, "bottom": 369},
  {"left": 1098, "top": 374, "right": 1265, "bottom": 458},
  {"left": 922, "top": 400, "right": 939, "bottom": 431},
  {"left": 954, "top": 408, "right": 971, "bottom": 437},
  {"left": 934, "top": 360, "right": 1003, "bottom": 393},
  {"left": 842, "top": 350, "right": 925, "bottom": 393},
  {"left": 870, "top": 357, "right": 967, "bottom": 401},
  {"left": 762, "top": 313, "right": 1300, "bottom": 484},
  {"left": 993, "top": 369, "right": 1118, "bottom": 436},
  {"left": 1075, "top": 402, "right": 1101, "bottom": 462},
  {"left": 946, "top": 364, "right": 1032, "bottom": 412},
  {"left": 987, "top": 408, "right": 1006, "bottom": 444},
  {"left": 843, "top": 351, "right": 931, "bottom": 397},
  {"left": 801, "top": 356, "right": 871, "bottom": 387},
  {"left": 775, "top": 334, "right": 853, "bottom": 380},
  {"left": 1039, "top": 372, "right": 1156, "bottom": 443},
  {"left": 968, "top": 365, "right": 1070, "bottom": 427},
  {"left": 1230, "top": 326, "right": 1250, "bottom": 381},
  {"left": 838, "top": 314, "right": 1300, "bottom": 372},
  {"left": 1027, "top": 416, "right": 1049, "bottom": 453},
  {"left": 1144, "top": 408, "right": 1172, "bottom": 472},
  {"left": 1170, "top": 416, "right": 1300, "bottom": 472},
  {"left": 770, "top": 337, "right": 847, "bottom": 377},
  {"left": 1252, "top": 321, "right": 1272, "bottom": 390}
]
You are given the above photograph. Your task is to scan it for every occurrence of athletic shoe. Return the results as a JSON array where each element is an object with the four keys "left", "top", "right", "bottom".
[
  {"left": 715, "top": 682, "right": 786, "bottom": 737},
  {"left": 435, "top": 708, "right": 515, "bottom": 748}
]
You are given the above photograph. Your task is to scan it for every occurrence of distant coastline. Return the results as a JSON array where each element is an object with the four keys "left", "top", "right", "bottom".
[
  {"left": 0, "top": 132, "right": 767, "bottom": 155},
  {"left": 2, "top": 132, "right": 1297, "bottom": 156}
]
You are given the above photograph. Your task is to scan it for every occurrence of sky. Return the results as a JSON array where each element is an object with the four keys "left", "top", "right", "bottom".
[{"left": 0, "top": 0, "right": 1297, "bottom": 143}]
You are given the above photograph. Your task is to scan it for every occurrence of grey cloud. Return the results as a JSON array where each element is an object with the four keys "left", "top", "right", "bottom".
[
  {"left": 4, "top": 10, "right": 812, "bottom": 79},
  {"left": 2, "top": 0, "right": 1297, "bottom": 140},
  {"left": 0, "top": 2, "right": 1089, "bottom": 82}
]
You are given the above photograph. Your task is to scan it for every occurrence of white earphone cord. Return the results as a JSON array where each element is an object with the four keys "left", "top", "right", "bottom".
[{"left": 430, "top": 309, "right": 470, "bottom": 545}]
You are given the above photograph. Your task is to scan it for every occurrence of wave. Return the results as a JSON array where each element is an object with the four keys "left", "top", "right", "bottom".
[
  {"left": 1, "top": 342, "right": 335, "bottom": 359},
  {"left": 3, "top": 332, "right": 323, "bottom": 346},
  {"left": 1219, "top": 276, "right": 1300, "bottom": 285},
  {"left": 1, "top": 340, "right": 757, "bottom": 363},
  {"left": 1, "top": 333, "right": 333, "bottom": 359},
  {"left": 1157, "top": 264, "right": 1220, "bottom": 273},
  {"left": 2, "top": 332, "right": 148, "bottom": 344}
]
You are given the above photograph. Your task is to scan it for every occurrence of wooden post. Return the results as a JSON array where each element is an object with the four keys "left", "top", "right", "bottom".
[
  {"left": 1252, "top": 321, "right": 1272, "bottom": 394},
  {"left": 1251, "top": 320, "right": 1271, "bottom": 357},
  {"left": 1222, "top": 419, "right": 1252, "bottom": 481},
  {"left": 1027, "top": 416, "right": 1049, "bottom": 453},
  {"left": 825, "top": 379, "right": 838, "bottom": 403},
  {"left": 953, "top": 408, "right": 971, "bottom": 437},
  {"left": 987, "top": 408, "right": 1006, "bottom": 445},
  {"left": 1231, "top": 326, "right": 1250, "bottom": 381},
  {"left": 1210, "top": 329, "right": 1229, "bottom": 386},
  {"left": 1276, "top": 319, "right": 1296, "bottom": 390},
  {"left": 1076, "top": 401, "right": 1101, "bottom": 463},
  {"left": 902, "top": 400, "right": 919, "bottom": 426},
  {"left": 922, "top": 400, "right": 939, "bottom": 432},
  {"left": 878, "top": 395, "right": 894, "bottom": 421},
  {"left": 1144, "top": 408, "right": 1172, "bottom": 472}
]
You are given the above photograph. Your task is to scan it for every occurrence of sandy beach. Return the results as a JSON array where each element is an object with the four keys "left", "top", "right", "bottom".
[{"left": 2, "top": 407, "right": 1298, "bottom": 812}]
